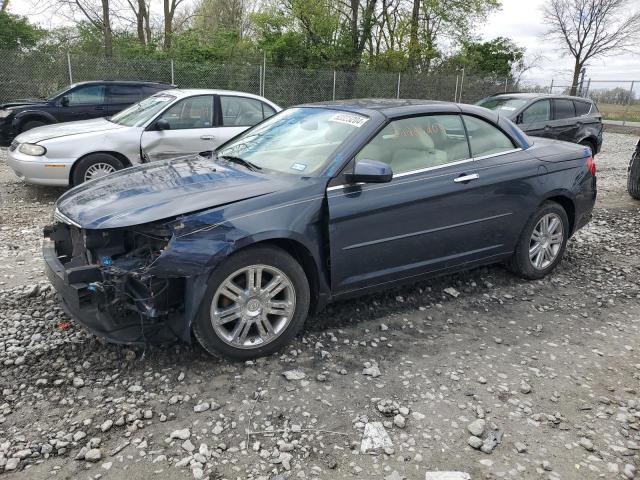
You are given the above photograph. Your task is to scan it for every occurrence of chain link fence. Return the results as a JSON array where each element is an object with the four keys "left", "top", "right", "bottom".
[{"left": 1, "top": 50, "right": 638, "bottom": 125}]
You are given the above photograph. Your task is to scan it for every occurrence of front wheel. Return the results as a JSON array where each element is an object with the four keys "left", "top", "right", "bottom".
[
  {"left": 508, "top": 201, "right": 569, "bottom": 280},
  {"left": 193, "top": 245, "right": 310, "bottom": 360},
  {"left": 72, "top": 153, "right": 123, "bottom": 186},
  {"left": 628, "top": 148, "right": 640, "bottom": 200}
]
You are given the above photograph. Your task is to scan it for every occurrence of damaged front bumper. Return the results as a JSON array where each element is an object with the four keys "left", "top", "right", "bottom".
[{"left": 43, "top": 222, "right": 194, "bottom": 344}]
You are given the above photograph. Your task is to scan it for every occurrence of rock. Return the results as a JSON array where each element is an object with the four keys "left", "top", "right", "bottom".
[
  {"left": 578, "top": 437, "right": 594, "bottom": 451},
  {"left": 170, "top": 428, "right": 191, "bottom": 440},
  {"left": 468, "top": 436, "right": 483, "bottom": 449},
  {"left": 444, "top": 287, "right": 460, "bottom": 298},
  {"left": 4, "top": 458, "right": 19, "bottom": 471},
  {"left": 622, "top": 464, "right": 636, "bottom": 479},
  {"left": 519, "top": 381, "right": 532, "bottom": 394},
  {"left": 467, "top": 419, "right": 485, "bottom": 437},
  {"left": 480, "top": 430, "right": 502, "bottom": 454},
  {"left": 385, "top": 471, "right": 404, "bottom": 480},
  {"left": 72, "top": 377, "right": 85, "bottom": 388},
  {"left": 100, "top": 420, "right": 113, "bottom": 432},
  {"left": 361, "top": 422, "right": 393, "bottom": 454},
  {"left": 282, "top": 370, "right": 306, "bottom": 381},
  {"left": 542, "top": 460, "right": 552, "bottom": 471},
  {"left": 393, "top": 414, "right": 406, "bottom": 429},
  {"left": 424, "top": 474, "right": 471, "bottom": 480},
  {"left": 193, "top": 402, "right": 210, "bottom": 413},
  {"left": 362, "top": 362, "right": 381, "bottom": 378},
  {"left": 514, "top": 441, "right": 527, "bottom": 453},
  {"left": 84, "top": 448, "right": 102, "bottom": 462}
]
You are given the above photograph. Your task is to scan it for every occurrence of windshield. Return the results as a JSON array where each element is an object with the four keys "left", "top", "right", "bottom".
[
  {"left": 109, "top": 93, "right": 176, "bottom": 127},
  {"left": 217, "top": 107, "right": 367, "bottom": 175},
  {"left": 476, "top": 97, "right": 528, "bottom": 115},
  {"left": 46, "top": 85, "right": 72, "bottom": 101}
]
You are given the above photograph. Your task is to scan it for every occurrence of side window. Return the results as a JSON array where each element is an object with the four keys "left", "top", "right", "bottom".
[
  {"left": 221, "top": 96, "right": 266, "bottom": 126},
  {"left": 521, "top": 100, "right": 551, "bottom": 124},
  {"left": 160, "top": 95, "right": 213, "bottom": 130},
  {"left": 66, "top": 85, "right": 106, "bottom": 105},
  {"left": 574, "top": 100, "right": 591, "bottom": 116},
  {"left": 107, "top": 85, "right": 144, "bottom": 104},
  {"left": 263, "top": 103, "right": 277, "bottom": 119},
  {"left": 354, "top": 115, "right": 471, "bottom": 175},
  {"left": 554, "top": 99, "right": 576, "bottom": 120},
  {"left": 462, "top": 115, "right": 515, "bottom": 158}
]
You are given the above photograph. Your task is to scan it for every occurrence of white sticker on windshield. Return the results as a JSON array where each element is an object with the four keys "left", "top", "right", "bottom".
[
  {"left": 500, "top": 106, "right": 517, "bottom": 111},
  {"left": 328, "top": 112, "right": 368, "bottom": 128},
  {"left": 290, "top": 163, "right": 307, "bottom": 171}
]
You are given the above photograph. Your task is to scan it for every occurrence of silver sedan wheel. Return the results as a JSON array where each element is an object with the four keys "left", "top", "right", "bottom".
[
  {"left": 84, "top": 162, "right": 116, "bottom": 182},
  {"left": 529, "top": 213, "right": 564, "bottom": 270},
  {"left": 210, "top": 265, "right": 296, "bottom": 349}
]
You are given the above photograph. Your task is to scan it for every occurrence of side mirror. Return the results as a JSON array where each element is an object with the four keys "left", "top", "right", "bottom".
[
  {"left": 155, "top": 118, "right": 170, "bottom": 131},
  {"left": 345, "top": 159, "right": 393, "bottom": 184},
  {"left": 60, "top": 96, "right": 70, "bottom": 107}
]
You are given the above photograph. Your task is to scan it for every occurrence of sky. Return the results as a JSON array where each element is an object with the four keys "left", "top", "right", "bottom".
[
  {"left": 479, "top": 0, "right": 640, "bottom": 88},
  {"left": 9, "top": 0, "right": 640, "bottom": 88}
]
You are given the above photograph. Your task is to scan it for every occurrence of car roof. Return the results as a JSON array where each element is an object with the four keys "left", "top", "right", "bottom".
[
  {"left": 298, "top": 98, "right": 463, "bottom": 118},
  {"left": 70, "top": 80, "right": 174, "bottom": 87},
  {"left": 487, "top": 92, "right": 594, "bottom": 102},
  {"left": 156, "top": 89, "right": 280, "bottom": 107}
]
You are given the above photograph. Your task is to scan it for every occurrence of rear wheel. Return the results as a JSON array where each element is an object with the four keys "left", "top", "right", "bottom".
[
  {"left": 72, "top": 153, "right": 123, "bottom": 186},
  {"left": 20, "top": 119, "right": 47, "bottom": 133},
  {"left": 193, "top": 245, "right": 310, "bottom": 360},
  {"left": 509, "top": 201, "right": 569, "bottom": 280},
  {"left": 628, "top": 148, "right": 640, "bottom": 200}
]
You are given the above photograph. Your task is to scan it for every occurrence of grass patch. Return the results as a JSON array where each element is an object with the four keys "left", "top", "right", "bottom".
[{"left": 598, "top": 103, "right": 640, "bottom": 122}]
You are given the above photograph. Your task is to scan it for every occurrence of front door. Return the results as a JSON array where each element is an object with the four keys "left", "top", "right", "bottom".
[
  {"left": 141, "top": 94, "right": 217, "bottom": 162},
  {"left": 518, "top": 99, "right": 552, "bottom": 139},
  {"left": 327, "top": 114, "right": 509, "bottom": 295},
  {"left": 58, "top": 84, "right": 108, "bottom": 122}
]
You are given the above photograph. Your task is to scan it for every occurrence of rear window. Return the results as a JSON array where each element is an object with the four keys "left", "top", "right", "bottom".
[
  {"left": 574, "top": 100, "right": 592, "bottom": 116},
  {"left": 107, "top": 84, "right": 144, "bottom": 104},
  {"left": 554, "top": 99, "right": 576, "bottom": 120}
]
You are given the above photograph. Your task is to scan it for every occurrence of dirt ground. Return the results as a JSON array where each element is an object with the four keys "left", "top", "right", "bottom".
[{"left": 0, "top": 133, "right": 639, "bottom": 480}]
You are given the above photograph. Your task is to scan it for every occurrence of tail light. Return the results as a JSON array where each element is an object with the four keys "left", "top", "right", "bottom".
[{"left": 586, "top": 155, "right": 596, "bottom": 176}]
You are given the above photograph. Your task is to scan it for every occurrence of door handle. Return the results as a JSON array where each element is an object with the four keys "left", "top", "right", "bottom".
[
  {"left": 454, "top": 173, "right": 479, "bottom": 183},
  {"left": 95, "top": 106, "right": 106, "bottom": 111},
  {"left": 200, "top": 135, "right": 215, "bottom": 140}
]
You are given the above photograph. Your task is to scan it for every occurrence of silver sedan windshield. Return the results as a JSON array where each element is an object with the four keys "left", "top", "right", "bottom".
[
  {"left": 110, "top": 93, "right": 176, "bottom": 127},
  {"left": 217, "top": 107, "right": 368, "bottom": 175}
]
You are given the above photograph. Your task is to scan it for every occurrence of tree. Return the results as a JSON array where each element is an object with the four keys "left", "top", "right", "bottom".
[
  {"left": 126, "top": 0, "right": 151, "bottom": 45},
  {"left": 163, "top": 0, "right": 186, "bottom": 50},
  {"left": 454, "top": 37, "right": 525, "bottom": 77},
  {"left": 55, "top": 0, "right": 116, "bottom": 55},
  {"left": 543, "top": 0, "right": 640, "bottom": 95},
  {"left": 0, "top": 12, "right": 43, "bottom": 49}
]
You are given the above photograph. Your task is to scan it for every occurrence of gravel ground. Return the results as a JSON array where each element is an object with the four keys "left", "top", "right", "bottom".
[{"left": 0, "top": 133, "right": 639, "bottom": 480}]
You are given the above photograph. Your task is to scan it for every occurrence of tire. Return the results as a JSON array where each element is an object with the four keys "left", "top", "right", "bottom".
[
  {"left": 193, "top": 245, "right": 310, "bottom": 360},
  {"left": 508, "top": 201, "right": 570, "bottom": 280},
  {"left": 579, "top": 139, "right": 596, "bottom": 156},
  {"left": 71, "top": 153, "right": 123, "bottom": 186},
  {"left": 20, "top": 119, "right": 47, "bottom": 133},
  {"left": 628, "top": 148, "right": 640, "bottom": 200}
]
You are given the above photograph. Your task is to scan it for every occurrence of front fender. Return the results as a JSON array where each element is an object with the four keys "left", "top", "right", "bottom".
[{"left": 12, "top": 110, "right": 57, "bottom": 128}]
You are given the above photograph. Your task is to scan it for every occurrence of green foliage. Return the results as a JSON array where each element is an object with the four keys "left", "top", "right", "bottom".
[
  {"left": 0, "top": 12, "right": 43, "bottom": 50},
  {"left": 442, "top": 37, "right": 525, "bottom": 78}
]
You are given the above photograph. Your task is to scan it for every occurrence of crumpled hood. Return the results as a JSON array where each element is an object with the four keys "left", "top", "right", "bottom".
[
  {"left": 16, "top": 118, "right": 127, "bottom": 144},
  {"left": 0, "top": 99, "right": 47, "bottom": 110},
  {"left": 56, "top": 156, "right": 290, "bottom": 229}
]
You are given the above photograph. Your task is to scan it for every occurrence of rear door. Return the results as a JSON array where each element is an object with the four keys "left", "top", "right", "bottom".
[
  {"left": 551, "top": 98, "right": 579, "bottom": 143},
  {"left": 58, "top": 84, "right": 107, "bottom": 122},
  {"left": 215, "top": 95, "right": 277, "bottom": 144},
  {"left": 518, "top": 99, "right": 552, "bottom": 138},
  {"left": 328, "top": 113, "right": 494, "bottom": 295},
  {"left": 106, "top": 84, "right": 145, "bottom": 115},
  {"left": 140, "top": 94, "right": 217, "bottom": 162}
]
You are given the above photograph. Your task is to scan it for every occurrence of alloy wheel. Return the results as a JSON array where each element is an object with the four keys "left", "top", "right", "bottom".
[
  {"left": 529, "top": 213, "right": 564, "bottom": 270},
  {"left": 210, "top": 265, "right": 296, "bottom": 349},
  {"left": 84, "top": 162, "right": 116, "bottom": 182}
]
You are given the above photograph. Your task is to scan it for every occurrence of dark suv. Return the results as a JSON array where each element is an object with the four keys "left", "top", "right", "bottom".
[
  {"left": 628, "top": 139, "right": 640, "bottom": 199},
  {"left": 0, "top": 80, "right": 173, "bottom": 146},
  {"left": 477, "top": 93, "right": 603, "bottom": 155}
]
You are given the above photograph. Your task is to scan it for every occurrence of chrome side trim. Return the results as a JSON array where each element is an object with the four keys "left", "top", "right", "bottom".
[
  {"left": 473, "top": 148, "right": 522, "bottom": 161},
  {"left": 54, "top": 208, "right": 82, "bottom": 228}
]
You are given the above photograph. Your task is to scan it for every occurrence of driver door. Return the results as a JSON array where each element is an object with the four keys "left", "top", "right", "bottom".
[{"left": 141, "top": 94, "right": 217, "bottom": 162}]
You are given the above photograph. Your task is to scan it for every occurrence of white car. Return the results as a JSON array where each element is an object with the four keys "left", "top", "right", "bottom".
[{"left": 6, "top": 89, "right": 281, "bottom": 186}]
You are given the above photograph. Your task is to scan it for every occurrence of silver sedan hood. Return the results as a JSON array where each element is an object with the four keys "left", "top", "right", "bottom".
[{"left": 16, "top": 118, "right": 128, "bottom": 143}]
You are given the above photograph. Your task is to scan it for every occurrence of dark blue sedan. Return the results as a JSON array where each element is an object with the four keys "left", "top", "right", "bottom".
[{"left": 44, "top": 99, "right": 597, "bottom": 359}]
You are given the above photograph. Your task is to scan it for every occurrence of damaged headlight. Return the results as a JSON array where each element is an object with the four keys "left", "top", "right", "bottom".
[{"left": 18, "top": 143, "right": 46, "bottom": 156}]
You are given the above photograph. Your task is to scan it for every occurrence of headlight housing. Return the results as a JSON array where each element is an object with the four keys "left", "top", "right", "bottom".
[
  {"left": 18, "top": 143, "right": 46, "bottom": 156},
  {"left": 0, "top": 110, "right": 11, "bottom": 119}
]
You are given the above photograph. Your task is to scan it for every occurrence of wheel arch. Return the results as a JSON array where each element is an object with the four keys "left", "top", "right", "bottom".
[
  {"left": 543, "top": 194, "right": 576, "bottom": 235},
  {"left": 578, "top": 136, "right": 597, "bottom": 155},
  {"left": 68, "top": 151, "right": 133, "bottom": 185},
  {"left": 13, "top": 111, "right": 57, "bottom": 131}
]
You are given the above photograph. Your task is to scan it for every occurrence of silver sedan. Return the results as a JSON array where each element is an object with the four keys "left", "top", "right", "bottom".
[{"left": 6, "top": 89, "right": 280, "bottom": 186}]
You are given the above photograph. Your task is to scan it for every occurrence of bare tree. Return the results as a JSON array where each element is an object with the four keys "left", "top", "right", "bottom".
[
  {"left": 1, "top": 0, "right": 10, "bottom": 13},
  {"left": 126, "top": 0, "right": 150, "bottom": 44},
  {"left": 163, "top": 0, "right": 186, "bottom": 50},
  {"left": 56, "top": 0, "right": 116, "bottom": 55},
  {"left": 544, "top": 0, "right": 640, "bottom": 95}
]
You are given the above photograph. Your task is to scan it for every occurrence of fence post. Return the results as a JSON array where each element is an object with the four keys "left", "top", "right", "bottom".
[
  {"left": 396, "top": 73, "right": 401, "bottom": 99},
  {"left": 622, "top": 80, "right": 635, "bottom": 127},
  {"left": 332, "top": 70, "right": 336, "bottom": 101},
  {"left": 262, "top": 52, "right": 266, "bottom": 97},
  {"left": 584, "top": 78, "right": 591, "bottom": 97},
  {"left": 458, "top": 68, "right": 465, "bottom": 102},
  {"left": 504, "top": 76, "right": 508, "bottom": 92},
  {"left": 454, "top": 75, "right": 459, "bottom": 102},
  {"left": 259, "top": 65, "right": 262, "bottom": 97},
  {"left": 170, "top": 59, "right": 175, "bottom": 85},
  {"left": 549, "top": 79, "right": 554, "bottom": 94},
  {"left": 66, "top": 52, "right": 73, "bottom": 84}
]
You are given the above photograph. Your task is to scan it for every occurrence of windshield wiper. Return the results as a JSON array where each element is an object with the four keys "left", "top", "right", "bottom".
[{"left": 219, "top": 155, "right": 262, "bottom": 172}]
